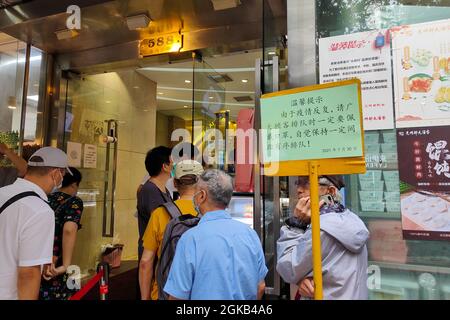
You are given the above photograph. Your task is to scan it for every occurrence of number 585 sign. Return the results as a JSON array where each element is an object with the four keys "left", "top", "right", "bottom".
[{"left": 139, "top": 32, "right": 183, "bottom": 57}]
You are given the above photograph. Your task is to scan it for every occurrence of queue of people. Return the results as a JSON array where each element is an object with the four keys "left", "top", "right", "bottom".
[
  {"left": 0, "top": 146, "right": 83, "bottom": 300},
  {"left": 0, "top": 142, "right": 370, "bottom": 300}
]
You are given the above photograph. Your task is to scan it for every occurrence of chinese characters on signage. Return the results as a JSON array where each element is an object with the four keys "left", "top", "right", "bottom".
[
  {"left": 260, "top": 82, "right": 363, "bottom": 163},
  {"left": 397, "top": 126, "right": 450, "bottom": 241},
  {"left": 392, "top": 19, "right": 450, "bottom": 128},
  {"left": 426, "top": 140, "right": 450, "bottom": 179},
  {"left": 83, "top": 144, "right": 97, "bottom": 169},
  {"left": 319, "top": 30, "right": 394, "bottom": 131}
]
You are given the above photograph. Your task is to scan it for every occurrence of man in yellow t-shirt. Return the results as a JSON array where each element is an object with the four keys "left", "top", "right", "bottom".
[{"left": 139, "top": 159, "right": 203, "bottom": 300}]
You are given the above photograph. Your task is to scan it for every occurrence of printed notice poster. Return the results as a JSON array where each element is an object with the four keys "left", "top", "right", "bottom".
[
  {"left": 397, "top": 126, "right": 450, "bottom": 241},
  {"left": 260, "top": 82, "right": 363, "bottom": 163},
  {"left": 83, "top": 144, "right": 97, "bottom": 169},
  {"left": 392, "top": 19, "right": 450, "bottom": 128},
  {"left": 319, "top": 30, "right": 394, "bottom": 131},
  {"left": 67, "top": 141, "right": 82, "bottom": 168}
]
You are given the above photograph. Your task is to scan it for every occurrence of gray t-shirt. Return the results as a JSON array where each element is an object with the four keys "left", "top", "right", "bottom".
[
  {"left": 136, "top": 180, "right": 171, "bottom": 259},
  {"left": 0, "top": 167, "right": 19, "bottom": 188}
]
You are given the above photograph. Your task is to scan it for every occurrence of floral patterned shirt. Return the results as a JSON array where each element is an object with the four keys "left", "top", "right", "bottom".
[{"left": 39, "top": 192, "right": 83, "bottom": 300}]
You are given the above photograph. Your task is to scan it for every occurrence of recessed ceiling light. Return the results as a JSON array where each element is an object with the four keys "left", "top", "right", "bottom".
[
  {"left": 184, "top": 80, "right": 191, "bottom": 84},
  {"left": 209, "top": 96, "right": 214, "bottom": 99},
  {"left": 126, "top": 13, "right": 151, "bottom": 30},
  {"left": 183, "top": 105, "right": 189, "bottom": 108},
  {"left": 133, "top": 86, "right": 140, "bottom": 89},
  {"left": 55, "top": 29, "right": 79, "bottom": 41},
  {"left": 158, "top": 92, "right": 164, "bottom": 95},
  {"left": 105, "top": 101, "right": 111, "bottom": 104},
  {"left": 241, "top": 79, "right": 248, "bottom": 83},
  {"left": 268, "top": 51, "right": 276, "bottom": 55},
  {"left": 143, "top": 109, "right": 148, "bottom": 112},
  {"left": 33, "top": 83, "right": 39, "bottom": 87}
]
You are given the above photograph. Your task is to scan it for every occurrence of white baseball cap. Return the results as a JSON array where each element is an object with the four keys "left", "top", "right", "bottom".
[
  {"left": 174, "top": 160, "right": 203, "bottom": 179},
  {"left": 28, "top": 147, "right": 73, "bottom": 175}
]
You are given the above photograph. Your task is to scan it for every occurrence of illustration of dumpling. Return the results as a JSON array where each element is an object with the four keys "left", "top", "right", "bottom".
[
  {"left": 411, "top": 49, "right": 433, "bottom": 67},
  {"left": 420, "top": 212, "right": 433, "bottom": 222},
  {"left": 432, "top": 217, "right": 448, "bottom": 229},
  {"left": 435, "top": 87, "right": 446, "bottom": 103},
  {"left": 414, "top": 194, "right": 427, "bottom": 202}
]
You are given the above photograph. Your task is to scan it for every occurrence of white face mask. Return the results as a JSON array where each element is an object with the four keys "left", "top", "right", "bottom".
[
  {"left": 52, "top": 170, "right": 64, "bottom": 193},
  {"left": 192, "top": 191, "right": 203, "bottom": 216}
]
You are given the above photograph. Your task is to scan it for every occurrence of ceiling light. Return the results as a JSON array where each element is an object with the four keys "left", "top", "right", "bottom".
[
  {"left": 169, "top": 42, "right": 182, "bottom": 53},
  {"left": 143, "top": 109, "right": 148, "bottom": 112},
  {"left": 105, "top": 101, "right": 111, "bottom": 104},
  {"left": 241, "top": 79, "right": 248, "bottom": 83},
  {"left": 184, "top": 105, "right": 189, "bottom": 108},
  {"left": 185, "top": 80, "right": 191, "bottom": 84},
  {"left": 33, "top": 83, "right": 39, "bottom": 87},
  {"left": 7, "top": 96, "right": 16, "bottom": 109},
  {"left": 158, "top": 92, "right": 164, "bottom": 95},
  {"left": 268, "top": 51, "right": 276, "bottom": 55},
  {"left": 126, "top": 13, "right": 151, "bottom": 30},
  {"left": 55, "top": 29, "right": 79, "bottom": 41},
  {"left": 211, "top": 0, "right": 241, "bottom": 11},
  {"left": 133, "top": 86, "right": 140, "bottom": 89},
  {"left": 209, "top": 96, "right": 214, "bottom": 100}
]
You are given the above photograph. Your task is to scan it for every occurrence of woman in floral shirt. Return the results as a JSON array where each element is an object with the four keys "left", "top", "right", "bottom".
[{"left": 40, "top": 167, "right": 84, "bottom": 300}]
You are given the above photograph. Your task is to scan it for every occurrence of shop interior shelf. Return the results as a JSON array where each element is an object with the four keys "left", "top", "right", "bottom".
[
  {"left": 369, "top": 260, "right": 450, "bottom": 275},
  {"left": 358, "top": 211, "right": 401, "bottom": 219}
]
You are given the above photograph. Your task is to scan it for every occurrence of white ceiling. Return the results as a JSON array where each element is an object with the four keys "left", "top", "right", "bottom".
[{"left": 136, "top": 49, "right": 262, "bottom": 120}]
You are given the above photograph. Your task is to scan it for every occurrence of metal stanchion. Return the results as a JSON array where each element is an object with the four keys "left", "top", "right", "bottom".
[{"left": 97, "top": 262, "right": 110, "bottom": 300}]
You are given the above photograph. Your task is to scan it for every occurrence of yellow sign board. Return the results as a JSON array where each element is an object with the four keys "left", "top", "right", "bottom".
[
  {"left": 260, "top": 79, "right": 366, "bottom": 300},
  {"left": 260, "top": 79, "right": 366, "bottom": 176},
  {"left": 139, "top": 32, "right": 183, "bottom": 57}
]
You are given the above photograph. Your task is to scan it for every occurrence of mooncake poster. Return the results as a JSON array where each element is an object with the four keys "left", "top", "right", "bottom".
[{"left": 392, "top": 19, "right": 450, "bottom": 129}]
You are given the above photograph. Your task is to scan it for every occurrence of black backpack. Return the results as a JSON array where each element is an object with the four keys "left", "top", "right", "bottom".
[{"left": 156, "top": 202, "right": 200, "bottom": 300}]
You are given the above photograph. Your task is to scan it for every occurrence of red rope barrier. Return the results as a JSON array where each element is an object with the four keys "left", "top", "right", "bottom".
[{"left": 69, "top": 269, "right": 104, "bottom": 300}]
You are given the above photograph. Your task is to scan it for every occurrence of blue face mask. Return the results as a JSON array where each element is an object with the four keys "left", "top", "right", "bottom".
[
  {"left": 192, "top": 191, "right": 203, "bottom": 216},
  {"left": 170, "top": 163, "right": 177, "bottom": 178}
]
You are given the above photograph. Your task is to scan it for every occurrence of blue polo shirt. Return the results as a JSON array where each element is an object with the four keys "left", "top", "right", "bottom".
[{"left": 163, "top": 210, "right": 268, "bottom": 300}]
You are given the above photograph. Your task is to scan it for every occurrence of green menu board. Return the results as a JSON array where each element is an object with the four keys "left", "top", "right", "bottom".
[{"left": 260, "top": 82, "right": 364, "bottom": 163}]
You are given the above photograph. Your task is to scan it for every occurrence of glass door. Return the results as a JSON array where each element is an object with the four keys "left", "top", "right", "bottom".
[{"left": 192, "top": 54, "right": 227, "bottom": 169}]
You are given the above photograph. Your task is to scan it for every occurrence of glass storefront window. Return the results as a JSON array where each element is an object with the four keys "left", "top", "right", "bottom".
[
  {"left": 316, "top": 0, "right": 450, "bottom": 299},
  {"left": 0, "top": 33, "right": 25, "bottom": 166},
  {"left": 0, "top": 34, "right": 45, "bottom": 164},
  {"left": 23, "top": 47, "right": 44, "bottom": 147}
]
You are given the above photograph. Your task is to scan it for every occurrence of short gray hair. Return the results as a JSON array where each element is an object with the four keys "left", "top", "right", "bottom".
[{"left": 198, "top": 169, "right": 234, "bottom": 208}]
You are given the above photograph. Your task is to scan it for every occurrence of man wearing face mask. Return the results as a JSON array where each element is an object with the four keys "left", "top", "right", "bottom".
[
  {"left": 163, "top": 169, "right": 268, "bottom": 300},
  {"left": 0, "top": 147, "right": 71, "bottom": 300},
  {"left": 276, "top": 175, "right": 370, "bottom": 300},
  {"left": 137, "top": 146, "right": 173, "bottom": 261},
  {"left": 139, "top": 160, "right": 203, "bottom": 300}
]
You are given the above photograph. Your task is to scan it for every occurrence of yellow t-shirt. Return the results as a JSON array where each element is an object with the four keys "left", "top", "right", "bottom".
[{"left": 142, "top": 199, "right": 197, "bottom": 300}]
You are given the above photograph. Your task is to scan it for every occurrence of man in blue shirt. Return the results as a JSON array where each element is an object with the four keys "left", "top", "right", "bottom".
[{"left": 164, "top": 169, "right": 268, "bottom": 300}]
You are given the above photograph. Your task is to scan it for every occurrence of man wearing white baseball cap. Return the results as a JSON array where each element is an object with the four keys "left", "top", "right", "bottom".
[
  {"left": 0, "top": 147, "right": 70, "bottom": 300},
  {"left": 140, "top": 159, "right": 203, "bottom": 300}
]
